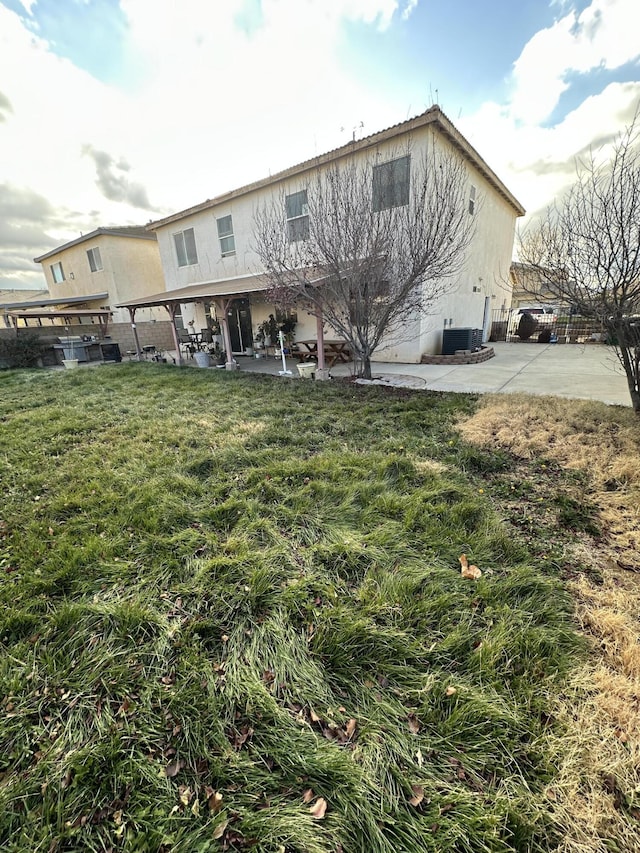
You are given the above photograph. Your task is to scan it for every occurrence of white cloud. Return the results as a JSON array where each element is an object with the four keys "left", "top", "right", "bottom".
[
  {"left": 14, "top": 0, "right": 37, "bottom": 14},
  {"left": 509, "top": 0, "right": 640, "bottom": 124},
  {"left": 402, "top": 0, "right": 418, "bottom": 20},
  {"left": 457, "top": 0, "right": 640, "bottom": 225},
  {"left": 0, "top": 0, "right": 637, "bottom": 290},
  {"left": 0, "top": 0, "right": 410, "bottom": 287}
]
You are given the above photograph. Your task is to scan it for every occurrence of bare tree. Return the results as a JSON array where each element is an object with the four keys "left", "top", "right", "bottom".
[
  {"left": 519, "top": 115, "right": 640, "bottom": 413},
  {"left": 254, "top": 144, "right": 476, "bottom": 378}
]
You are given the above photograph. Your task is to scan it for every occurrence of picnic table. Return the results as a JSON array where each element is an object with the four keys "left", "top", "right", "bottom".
[{"left": 295, "top": 339, "right": 351, "bottom": 367}]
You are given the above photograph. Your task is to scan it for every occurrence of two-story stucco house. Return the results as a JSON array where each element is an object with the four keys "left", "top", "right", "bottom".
[
  {"left": 26, "top": 226, "right": 175, "bottom": 353},
  {"left": 118, "top": 107, "right": 524, "bottom": 366}
]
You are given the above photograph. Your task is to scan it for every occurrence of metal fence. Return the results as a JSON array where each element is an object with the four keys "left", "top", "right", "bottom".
[{"left": 489, "top": 309, "right": 610, "bottom": 344}]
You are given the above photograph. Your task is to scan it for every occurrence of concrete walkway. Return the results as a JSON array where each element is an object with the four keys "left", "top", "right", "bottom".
[
  {"left": 350, "top": 343, "right": 631, "bottom": 407},
  {"left": 239, "top": 342, "right": 631, "bottom": 407},
  {"left": 130, "top": 341, "right": 632, "bottom": 408}
]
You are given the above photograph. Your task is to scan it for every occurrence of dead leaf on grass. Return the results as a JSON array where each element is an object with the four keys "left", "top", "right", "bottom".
[
  {"left": 212, "top": 818, "right": 228, "bottom": 839},
  {"left": 459, "top": 554, "right": 482, "bottom": 579},
  {"left": 409, "top": 785, "right": 424, "bottom": 807},
  {"left": 206, "top": 789, "right": 223, "bottom": 813},
  {"left": 164, "top": 758, "right": 185, "bottom": 778},
  {"left": 345, "top": 718, "right": 357, "bottom": 738},
  {"left": 309, "top": 797, "right": 327, "bottom": 820},
  {"left": 302, "top": 788, "right": 314, "bottom": 803},
  {"left": 178, "top": 785, "right": 192, "bottom": 806},
  {"left": 407, "top": 714, "right": 420, "bottom": 734},
  {"left": 445, "top": 686, "right": 457, "bottom": 697}
]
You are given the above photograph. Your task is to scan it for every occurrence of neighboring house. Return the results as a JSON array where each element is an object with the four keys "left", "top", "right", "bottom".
[
  {"left": 0, "top": 288, "right": 48, "bottom": 304},
  {"left": 25, "top": 226, "right": 174, "bottom": 353},
  {"left": 509, "top": 262, "right": 566, "bottom": 311},
  {"left": 0, "top": 289, "right": 48, "bottom": 328},
  {"left": 33, "top": 226, "right": 164, "bottom": 325},
  {"left": 119, "top": 106, "right": 525, "bottom": 362}
]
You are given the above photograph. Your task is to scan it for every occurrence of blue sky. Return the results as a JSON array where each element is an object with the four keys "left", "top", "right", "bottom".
[{"left": 0, "top": 0, "right": 639, "bottom": 289}]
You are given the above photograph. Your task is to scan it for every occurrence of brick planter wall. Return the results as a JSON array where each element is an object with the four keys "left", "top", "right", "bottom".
[{"left": 420, "top": 346, "right": 495, "bottom": 365}]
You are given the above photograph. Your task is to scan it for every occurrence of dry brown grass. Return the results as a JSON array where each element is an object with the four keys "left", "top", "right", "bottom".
[{"left": 458, "top": 395, "right": 640, "bottom": 852}]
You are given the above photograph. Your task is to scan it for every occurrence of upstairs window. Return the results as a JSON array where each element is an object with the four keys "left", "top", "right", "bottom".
[
  {"left": 87, "top": 247, "right": 103, "bottom": 272},
  {"left": 468, "top": 185, "right": 477, "bottom": 215},
  {"left": 216, "top": 215, "right": 236, "bottom": 257},
  {"left": 372, "top": 155, "right": 410, "bottom": 211},
  {"left": 50, "top": 262, "right": 64, "bottom": 283},
  {"left": 286, "top": 190, "right": 309, "bottom": 242},
  {"left": 174, "top": 227, "right": 198, "bottom": 267}
]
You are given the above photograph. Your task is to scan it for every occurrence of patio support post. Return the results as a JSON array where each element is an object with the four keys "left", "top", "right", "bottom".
[
  {"left": 314, "top": 304, "right": 331, "bottom": 381},
  {"left": 164, "top": 303, "right": 182, "bottom": 365},
  {"left": 315, "top": 310, "right": 326, "bottom": 370},
  {"left": 127, "top": 307, "right": 142, "bottom": 360},
  {"left": 215, "top": 298, "right": 235, "bottom": 369}
]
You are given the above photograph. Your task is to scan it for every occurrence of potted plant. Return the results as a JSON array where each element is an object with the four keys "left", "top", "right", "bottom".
[
  {"left": 194, "top": 349, "right": 211, "bottom": 368},
  {"left": 279, "top": 316, "right": 297, "bottom": 355},
  {"left": 256, "top": 314, "right": 279, "bottom": 347},
  {"left": 210, "top": 318, "right": 222, "bottom": 348}
]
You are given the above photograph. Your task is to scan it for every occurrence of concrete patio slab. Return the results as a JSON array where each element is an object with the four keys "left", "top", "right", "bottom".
[{"left": 123, "top": 341, "right": 632, "bottom": 408}]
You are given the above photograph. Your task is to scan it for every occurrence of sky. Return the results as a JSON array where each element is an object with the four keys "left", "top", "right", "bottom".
[{"left": 1, "top": 0, "right": 639, "bottom": 291}]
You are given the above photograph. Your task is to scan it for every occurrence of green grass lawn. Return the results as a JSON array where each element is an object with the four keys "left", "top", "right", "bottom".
[{"left": 0, "top": 365, "right": 584, "bottom": 852}]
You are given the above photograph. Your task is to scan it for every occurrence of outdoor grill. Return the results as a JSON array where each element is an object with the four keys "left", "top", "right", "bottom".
[{"left": 55, "top": 335, "right": 95, "bottom": 362}]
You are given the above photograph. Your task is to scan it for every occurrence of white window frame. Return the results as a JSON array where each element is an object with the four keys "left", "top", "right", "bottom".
[
  {"left": 468, "top": 185, "right": 477, "bottom": 215},
  {"left": 87, "top": 246, "right": 103, "bottom": 272},
  {"left": 216, "top": 215, "right": 236, "bottom": 257},
  {"left": 372, "top": 155, "right": 411, "bottom": 211},
  {"left": 50, "top": 262, "right": 64, "bottom": 284},
  {"left": 174, "top": 227, "right": 198, "bottom": 267},
  {"left": 285, "top": 190, "right": 309, "bottom": 242}
]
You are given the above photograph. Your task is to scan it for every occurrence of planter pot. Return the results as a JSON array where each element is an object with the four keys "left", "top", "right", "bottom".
[
  {"left": 194, "top": 351, "right": 211, "bottom": 368},
  {"left": 314, "top": 367, "right": 331, "bottom": 382},
  {"left": 62, "top": 359, "right": 79, "bottom": 369},
  {"left": 297, "top": 362, "right": 316, "bottom": 379}
]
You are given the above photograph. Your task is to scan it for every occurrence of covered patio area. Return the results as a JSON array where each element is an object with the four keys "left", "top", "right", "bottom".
[{"left": 115, "top": 273, "right": 334, "bottom": 375}]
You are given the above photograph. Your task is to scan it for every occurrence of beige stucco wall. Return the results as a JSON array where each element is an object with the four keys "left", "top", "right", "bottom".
[
  {"left": 154, "top": 123, "right": 520, "bottom": 360},
  {"left": 41, "top": 235, "right": 165, "bottom": 325}
]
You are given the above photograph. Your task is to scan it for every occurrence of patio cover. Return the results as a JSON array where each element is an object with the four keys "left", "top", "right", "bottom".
[
  {"left": 115, "top": 273, "right": 269, "bottom": 311},
  {"left": 0, "top": 292, "right": 109, "bottom": 311},
  {"left": 115, "top": 272, "right": 270, "bottom": 364},
  {"left": 5, "top": 309, "right": 112, "bottom": 336}
]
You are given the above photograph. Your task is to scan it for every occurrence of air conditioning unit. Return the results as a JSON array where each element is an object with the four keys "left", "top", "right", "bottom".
[{"left": 442, "top": 328, "right": 483, "bottom": 355}]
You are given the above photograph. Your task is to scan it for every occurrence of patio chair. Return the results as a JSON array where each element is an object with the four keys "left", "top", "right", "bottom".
[
  {"left": 200, "top": 328, "right": 213, "bottom": 346},
  {"left": 178, "top": 328, "right": 195, "bottom": 357}
]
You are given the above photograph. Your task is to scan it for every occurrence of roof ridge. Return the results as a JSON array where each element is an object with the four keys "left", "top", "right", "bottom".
[{"left": 146, "top": 105, "right": 524, "bottom": 230}]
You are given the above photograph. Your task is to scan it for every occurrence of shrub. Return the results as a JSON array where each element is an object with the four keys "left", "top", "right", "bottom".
[
  {"left": 0, "top": 332, "right": 46, "bottom": 369},
  {"left": 516, "top": 312, "right": 538, "bottom": 340}
]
